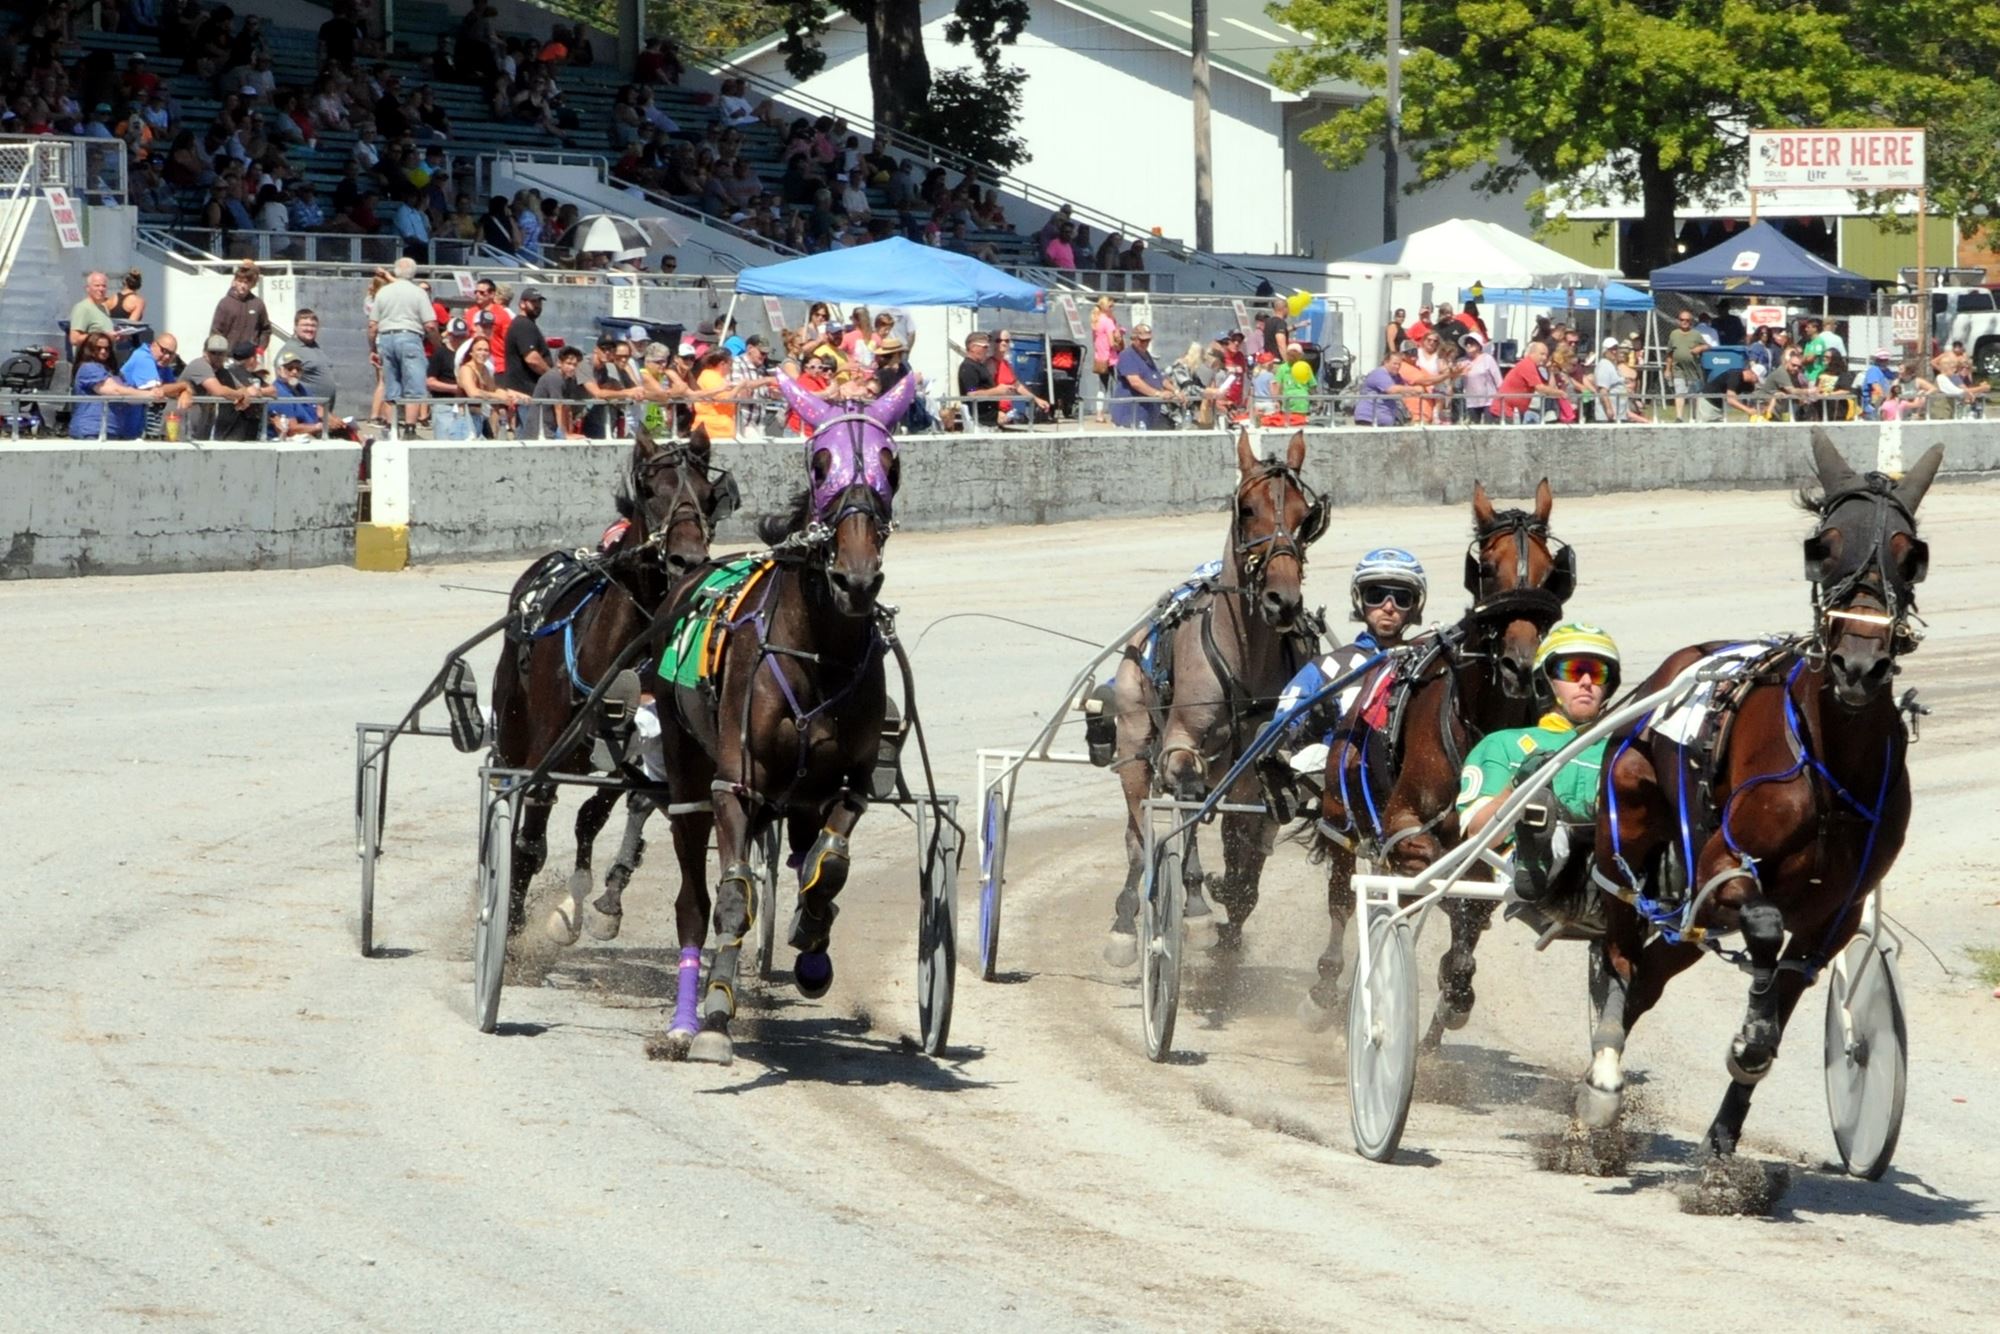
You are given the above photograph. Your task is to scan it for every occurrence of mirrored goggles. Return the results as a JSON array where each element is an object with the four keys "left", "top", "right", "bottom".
[
  {"left": 1358, "top": 584, "right": 1417, "bottom": 610},
  {"left": 1545, "top": 656, "right": 1612, "bottom": 686}
]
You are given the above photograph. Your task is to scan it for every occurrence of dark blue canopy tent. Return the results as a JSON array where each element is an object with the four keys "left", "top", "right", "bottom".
[{"left": 1647, "top": 221, "right": 1872, "bottom": 300}]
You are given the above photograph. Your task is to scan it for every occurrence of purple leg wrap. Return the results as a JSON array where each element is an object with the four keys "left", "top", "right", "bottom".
[{"left": 671, "top": 947, "right": 702, "bottom": 1034}]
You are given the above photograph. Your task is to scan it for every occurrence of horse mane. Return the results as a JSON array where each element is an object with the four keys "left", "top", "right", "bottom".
[
  {"left": 613, "top": 488, "right": 638, "bottom": 523},
  {"left": 758, "top": 488, "right": 812, "bottom": 546}
]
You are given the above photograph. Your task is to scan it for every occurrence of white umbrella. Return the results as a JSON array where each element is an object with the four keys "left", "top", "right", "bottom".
[{"left": 563, "top": 213, "right": 652, "bottom": 260}]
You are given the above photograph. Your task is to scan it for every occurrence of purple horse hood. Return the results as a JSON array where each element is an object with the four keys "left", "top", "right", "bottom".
[{"left": 777, "top": 371, "right": 912, "bottom": 518}]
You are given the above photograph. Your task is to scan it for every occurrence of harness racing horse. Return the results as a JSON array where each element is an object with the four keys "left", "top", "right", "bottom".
[
  {"left": 1579, "top": 436, "right": 1943, "bottom": 1159},
  {"left": 1301, "top": 480, "right": 1575, "bottom": 1036},
  {"left": 488, "top": 426, "right": 735, "bottom": 940},
  {"left": 1102, "top": 430, "right": 1328, "bottom": 965},
  {"left": 643, "top": 372, "right": 916, "bottom": 1065}
]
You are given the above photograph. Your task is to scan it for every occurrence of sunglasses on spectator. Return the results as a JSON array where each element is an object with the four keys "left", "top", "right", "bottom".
[
  {"left": 1545, "top": 656, "right": 1612, "bottom": 686},
  {"left": 1358, "top": 584, "right": 1417, "bottom": 610}
]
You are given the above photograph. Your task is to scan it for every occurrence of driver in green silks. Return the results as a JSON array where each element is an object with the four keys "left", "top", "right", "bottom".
[{"left": 1455, "top": 623, "right": 1621, "bottom": 897}]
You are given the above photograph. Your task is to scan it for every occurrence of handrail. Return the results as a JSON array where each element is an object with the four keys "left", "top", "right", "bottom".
[
  {"left": 688, "top": 55, "right": 1268, "bottom": 290},
  {"left": 138, "top": 226, "right": 221, "bottom": 263},
  {"left": 491, "top": 150, "right": 800, "bottom": 267},
  {"left": 0, "top": 134, "right": 129, "bottom": 202},
  {"left": 0, "top": 153, "right": 40, "bottom": 291}
]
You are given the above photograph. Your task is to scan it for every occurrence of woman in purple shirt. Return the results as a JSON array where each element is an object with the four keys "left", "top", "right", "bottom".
[{"left": 1352, "top": 349, "right": 1412, "bottom": 426}]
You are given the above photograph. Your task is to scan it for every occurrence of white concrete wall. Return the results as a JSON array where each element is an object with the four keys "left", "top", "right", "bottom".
[
  {"left": 1284, "top": 127, "right": 1543, "bottom": 263},
  {"left": 739, "top": 0, "right": 1292, "bottom": 253}
]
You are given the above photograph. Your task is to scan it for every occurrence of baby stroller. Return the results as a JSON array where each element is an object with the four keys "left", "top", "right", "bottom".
[{"left": 0, "top": 345, "right": 61, "bottom": 437}]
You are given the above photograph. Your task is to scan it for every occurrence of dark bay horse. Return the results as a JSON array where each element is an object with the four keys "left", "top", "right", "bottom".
[
  {"left": 1301, "top": 480, "right": 1575, "bottom": 1036},
  {"left": 488, "top": 426, "right": 733, "bottom": 938},
  {"left": 1102, "top": 430, "right": 1328, "bottom": 964},
  {"left": 642, "top": 373, "right": 915, "bottom": 1064},
  {"left": 1579, "top": 436, "right": 1943, "bottom": 1157}
]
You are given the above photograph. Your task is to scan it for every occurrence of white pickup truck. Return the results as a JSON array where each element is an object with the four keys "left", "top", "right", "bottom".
[{"left": 1926, "top": 287, "right": 2000, "bottom": 378}]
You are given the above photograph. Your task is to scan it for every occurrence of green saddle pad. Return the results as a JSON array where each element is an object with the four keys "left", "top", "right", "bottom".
[{"left": 659, "top": 558, "right": 764, "bottom": 689}]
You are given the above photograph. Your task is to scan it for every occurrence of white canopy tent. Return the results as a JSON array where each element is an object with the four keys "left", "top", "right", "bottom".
[{"left": 1339, "top": 219, "right": 1622, "bottom": 352}]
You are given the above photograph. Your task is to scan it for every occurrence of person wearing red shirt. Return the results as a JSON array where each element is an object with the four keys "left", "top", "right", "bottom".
[
  {"left": 470, "top": 278, "right": 512, "bottom": 377},
  {"left": 1493, "top": 343, "right": 1557, "bottom": 422},
  {"left": 1405, "top": 305, "right": 1434, "bottom": 344}
]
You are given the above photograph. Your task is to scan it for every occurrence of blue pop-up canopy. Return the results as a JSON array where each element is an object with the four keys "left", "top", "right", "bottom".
[
  {"left": 1646, "top": 222, "right": 1871, "bottom": 300},
  {"left": 736, "top": 236, "right": 1046, "bottom": 311},
  {"left": 1458, "top": 282, "right": 1654, "bottom": 311}
]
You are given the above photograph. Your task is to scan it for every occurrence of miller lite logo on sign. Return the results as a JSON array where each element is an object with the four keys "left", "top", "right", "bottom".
[{"left": 1748, "top": 129, "right": 1925, "bottom": 190}]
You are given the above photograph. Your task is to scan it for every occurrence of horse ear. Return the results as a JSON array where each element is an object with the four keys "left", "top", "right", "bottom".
[
  {"left": 776, "top": 371, "right": 838, "bottom": 433},
  {"left": 1284, "top": 429, "right": 1306, "bottom": 472},
  {"left": 1895, "top": 443, "right": 1945, "bottom": 512},
  {"left": 687, "top": 423, "right": 711, "bottom": 458},
  {"left": 1235, "top": 429, "right": 1257, "bottom": 476},
  {"left": 632, "top": 424, "right": 659, "bottom": 460},
  {"left": 1533, "top": 477, "right": 1552, "bottom": 524},
  {"left": 1471, "top": 480, "right": 1496, "bottom": 528},
  {"left": 1810, "top": 428, "right": 1861, "bottom": 494}
]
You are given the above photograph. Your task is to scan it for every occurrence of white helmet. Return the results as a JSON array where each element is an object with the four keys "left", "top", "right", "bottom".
[{"left": 1351, "top": 547, "right": 1427, "bottom": 620}]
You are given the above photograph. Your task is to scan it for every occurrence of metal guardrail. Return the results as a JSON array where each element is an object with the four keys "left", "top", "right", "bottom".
[
  {"left": 0, "top": 135, "right": 128, "bottom": 202},
  {"left": 2, "top": 391, "right": 339, "bottom": 441}
]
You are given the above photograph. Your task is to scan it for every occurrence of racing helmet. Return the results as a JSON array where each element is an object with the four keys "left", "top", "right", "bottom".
[
  {"left": 1350, "top": 547, "right": 1427, "bottom": 620},
  {"left": 1535, "top": 620, "right": 1621, "bottom": 692}
]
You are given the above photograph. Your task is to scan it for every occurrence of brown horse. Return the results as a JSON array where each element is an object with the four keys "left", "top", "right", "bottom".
[
  {"left": 1300, "top": 480, "right": 1575, "bottom": 1035},
  {"left": 1579, "top": 436, "right": 1943, "bottom": 1158},
  {"left": 1101, "top": 430, "right": 1328, "bottom": 964},
  {"left": 642, "top": 374, "right": 910, "bottom": 1064},
  {"left": 488, "top": 426, "right": 732, "bottom": 937}
]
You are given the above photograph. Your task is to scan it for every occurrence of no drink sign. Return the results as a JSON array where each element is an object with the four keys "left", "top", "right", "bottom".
[{"left": 44, "top": 187, "right": 83, "bottom": 248}]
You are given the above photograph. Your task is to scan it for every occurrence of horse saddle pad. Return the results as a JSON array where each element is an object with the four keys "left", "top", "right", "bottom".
[
  {"left": 1645, "top": 640, "right": 1792, "bottom": 751},
  {"left": 659, "top": 558, "right": 773, "bottom": 689}
]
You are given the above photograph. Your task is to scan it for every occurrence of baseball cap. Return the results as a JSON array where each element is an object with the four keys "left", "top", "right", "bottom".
[
  {"left": 1602, "top": 337, "right": 1622, "bottom": 351},
  {"left": 241, "top": 84, "right": 261, "bottom": 96},
  {"left": 723, "top": 335, "right": 746, "bottom": 356},
  {"left": 1219, "top": 329, "right": 1243, "bottom": 341},
  {"left": 1872, "top": 347, "right": 1894, "bottom": 361},
  {"left": 644, "top": 342, "right": 671, "bottom": 363},
  {"left": 277, "top": 350, "right": 303, "bottom": 367},
  {"left": 628, "top": 324, "right": 649, "bottom": 342},
  {"left": 475, "top": 309, "right": 496, "bottom": 324},
  {"left": 204, "top": 334, "right": 229, "bottom": 355},
  {"left": 677, "top": 339, "right": 697, "bottom": 357},
  {"left": 230, "top": 340, "right": 259, "bottom": 360},
  {"left": 519, "top": 285, "right": 544, "bottom": 301},
  {"left": 447, "top": 316, "right": 470, "bottom": 335},
  {"left": 1399, "top": 339, "right": 1419, "bottom": 353}
]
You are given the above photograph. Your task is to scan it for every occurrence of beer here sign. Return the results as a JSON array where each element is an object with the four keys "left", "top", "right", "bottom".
[{"left": 1748, "top": 129, "right": 1925, "bottom": 190}]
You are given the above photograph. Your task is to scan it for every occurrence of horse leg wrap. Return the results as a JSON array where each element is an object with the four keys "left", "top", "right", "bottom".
[
  {"left": 1111, "top": 861, "right": 1141, "bottom": 934},
  {"left": 702, "top": 866, "right": 754, "bottom": 1026},
  {"left": 670, "top": 946, "right": 702, "bottom": 1036},
  {"left": 788, "top": 828, "right": 850, "bottom": 953},
  {"left": 1729, "top": 896, "right": 1786, "bottom": 1081}
]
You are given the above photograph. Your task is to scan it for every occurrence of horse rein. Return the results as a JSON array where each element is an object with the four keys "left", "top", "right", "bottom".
[
  {"left": 1231, "top": 462, "right": 1325, "bottom": 590},
  {"left": 634, "top": 443, "right": 737, "bottom": 554}
]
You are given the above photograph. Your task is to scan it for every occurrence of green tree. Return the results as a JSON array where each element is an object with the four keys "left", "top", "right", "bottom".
[
  {"left": 774, "top": 0, "right": 1029, "bottom": 162},
  {"left": 1267, "top": 0, "right": 2000, "bottom": 273}
]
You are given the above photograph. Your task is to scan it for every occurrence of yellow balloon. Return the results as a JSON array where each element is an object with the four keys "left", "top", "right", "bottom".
[
  {"left": 1290, "top": 360, "right": 1314, "bottom": 384},
  {"left": 1287, "top": 290, "right": 1313, "bottom": 317}
]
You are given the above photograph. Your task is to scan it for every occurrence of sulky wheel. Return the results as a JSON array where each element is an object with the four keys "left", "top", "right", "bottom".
[
  {"left": 357, "top": 756, "right": 381, "bottom": 958},
  {"left": 1347, "top": 911, "right": 1418, "bottom": 1161},
  {"left": 1823, "top": 933, "right": 1908, "bottom": 1180},
  {"left": 1139, "top": 839, "right": 1185, "bottom": 1062},
  {"left": 916, "top": 815, "right": 960, "bottom": 1055},
  {"left": 752, "top": 824, "right": 780, "bottom": 981},
  {"left": 977, "top": 788, "right": 1009, "bottom": 982},
  {"left": 471, "top": 792, "right": 513, "bottom": 1034}
]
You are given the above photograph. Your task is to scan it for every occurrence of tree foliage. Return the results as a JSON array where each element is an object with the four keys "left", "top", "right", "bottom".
[
  {"left": 1266, "top": 0, "right": 2000, "bottom": 272},
  {"left": 770, "top": 0, "right": 1029, "bottom": 164}
]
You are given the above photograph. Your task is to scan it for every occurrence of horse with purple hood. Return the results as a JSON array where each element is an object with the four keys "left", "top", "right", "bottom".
[{"left": 641, "top": 369, "right": 936, "bottom": 1064}]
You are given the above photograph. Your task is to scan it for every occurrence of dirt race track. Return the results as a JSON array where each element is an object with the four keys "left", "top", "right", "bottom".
[{"left": 5, "top": 474, "right": 1998, "bottom": 1332}]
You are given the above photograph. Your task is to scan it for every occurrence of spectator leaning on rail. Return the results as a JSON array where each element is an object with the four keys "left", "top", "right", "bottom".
[
  {"left": 531, "top": 345, "right": 589, "bottom": 440},
  {"left": 69, "top": 331, "right": 164, "bottom": 441},
  {"left": 210, "top": 262, "right": 271, "bottom": 354},
  {"left": 1352, "top": 348, "right": 1412, "bottom": 427},
  {"left": 1110, "top": 324, "right": 1178, "bottom": 430},
  {"left": 268, "top": 351, "right": 327, "bottom": 438},
  {"left": 369, "top": 256, "right": 438, "bottom": 430},
  {"left": 120, "top": 333, "right": 196, "bottom": 424},
  {"left": 955, "top": 331, "right": 1008, "bottom": 429},
  {"left": 1495, "top": 342, "right": 1561, "bottom": 423}
]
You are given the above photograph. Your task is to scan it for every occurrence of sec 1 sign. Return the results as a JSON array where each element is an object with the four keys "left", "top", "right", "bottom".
[{"left": 1748, "top": 129, "right": 1925, "bottom": 190}]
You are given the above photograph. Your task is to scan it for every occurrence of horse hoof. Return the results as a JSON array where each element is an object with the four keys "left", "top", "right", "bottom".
[
  {"left": 544, "top": 903, "right": 582, "bottom": 946},
  {"left": 1575, "top": 1081, "right": 1623, "bottom": 1130},
  {"left": 1296, "top": 990, "right": 1340, "bottom": 1034},
  {"left": 1209, "top": 921, "right": 1243, "bottom": 955},
  {"left": 1726, "top": 1039, "right": 1773, "bottom": 1085},
  {"left": 1183, "top": 917, "right": 1218, "bottom": 950},
  {"left": 645, "top": 1028, "right": 694, "bottom": 1062},
  {"left": 795, "top": 949, "right": 833, "bottom": 1000},
  {"left": 686, "top": 1029, "right": 734, "bottom": 1065},
  {"left": 1103, "top": 931, "right": 1139, "bottom": 968},
  {"left": 583, "top": 901, "right": 623, "bottom": 942}
]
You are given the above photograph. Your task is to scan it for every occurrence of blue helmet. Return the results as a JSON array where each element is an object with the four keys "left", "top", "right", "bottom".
[{"left": 1351, "top": 547, "right": 1427, "bottom": 619}]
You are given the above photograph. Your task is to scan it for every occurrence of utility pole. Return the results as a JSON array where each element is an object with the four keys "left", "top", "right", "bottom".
[
  {"left": 1382, "top": 0, "right": 1401, "bottom": 243},
  {"left": 1192, "top": 0, "right": 1214, "bottom": 252}
]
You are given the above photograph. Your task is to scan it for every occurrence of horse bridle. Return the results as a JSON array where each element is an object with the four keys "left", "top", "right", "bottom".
[
  {"left": 634, "top": 442, "right": 739, "bottom": 554},
  {"left": 1460, "top": 512, "right": 1574, "bottom": 631},
  {"left": 1805, "top": 477, "right": 1927, "bottom": 656},
  {"left": 810, "top": 411, "right": 897, "bottom": 542},
  {"left": 1232, "top": 462, "right": 1327, "bottom": 589}
]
